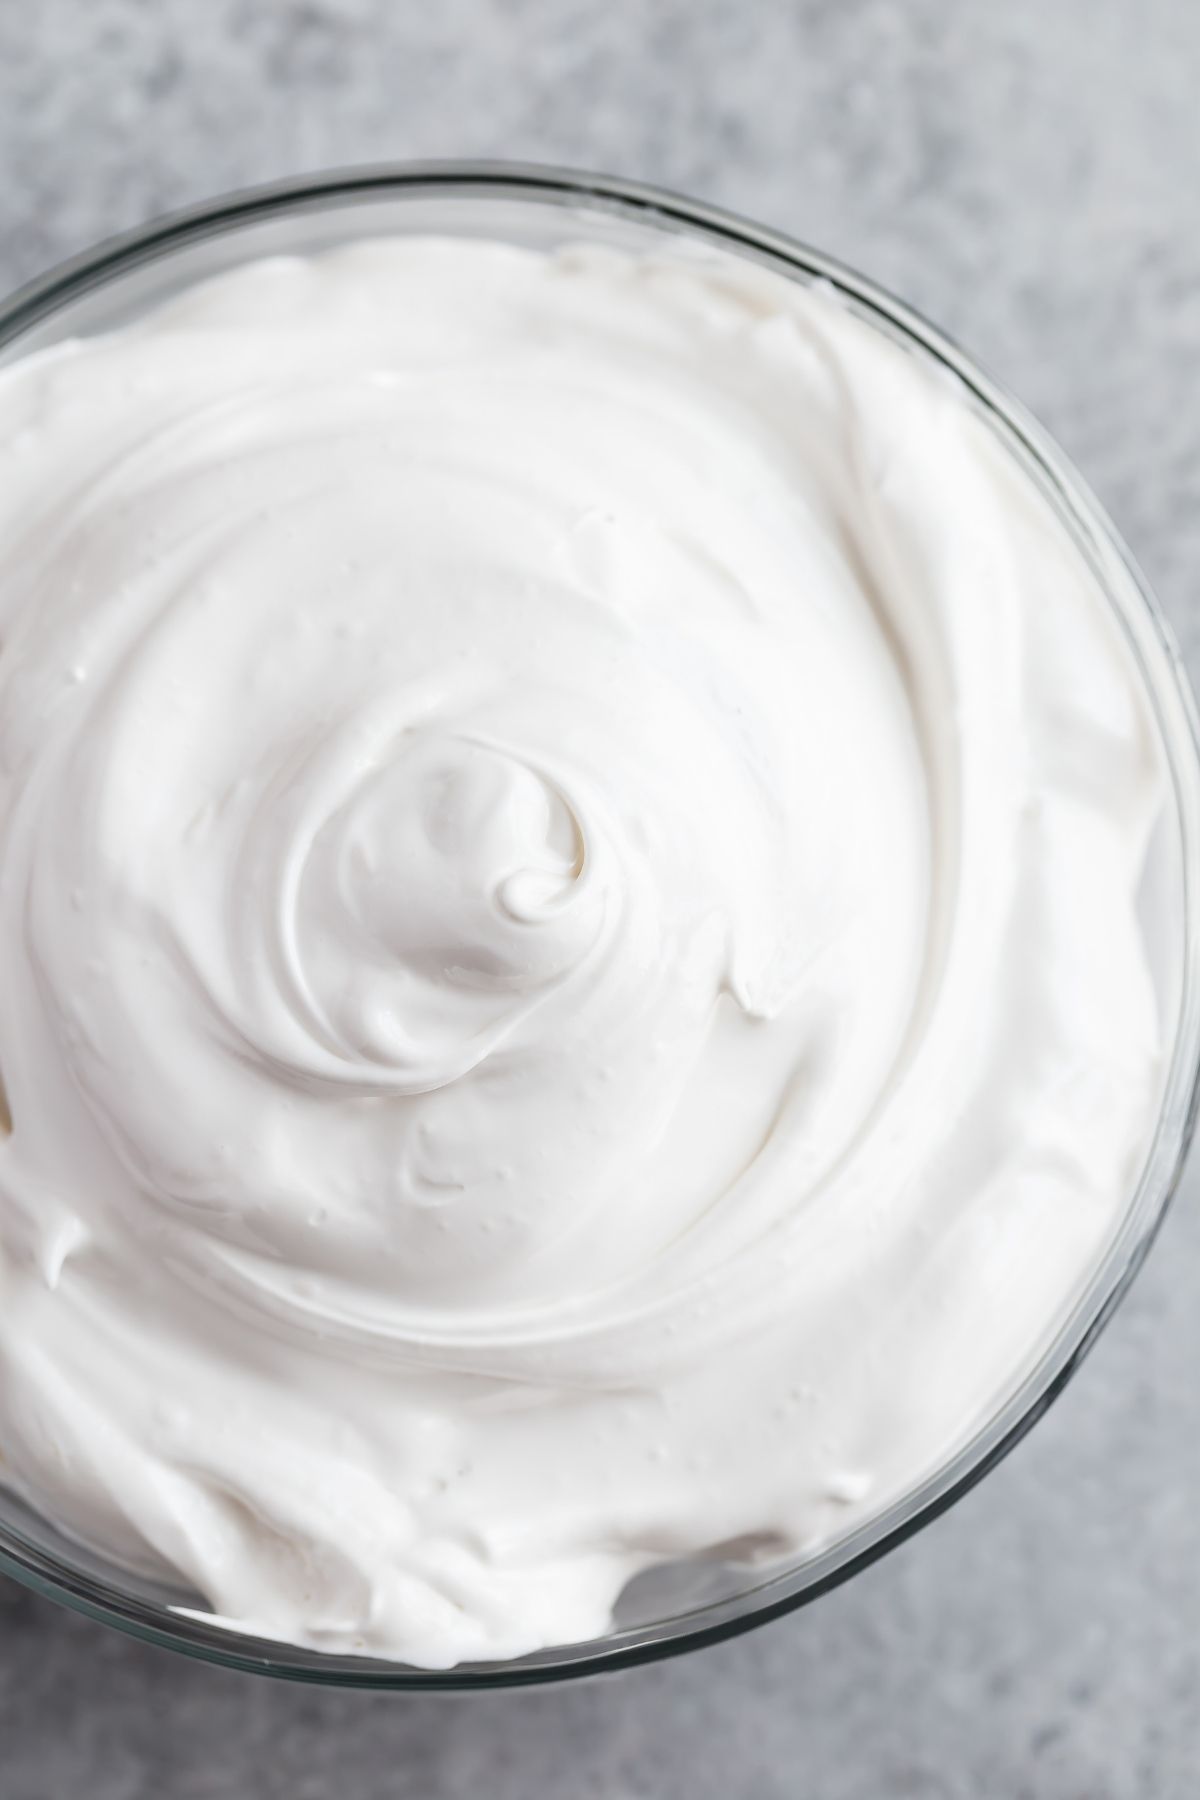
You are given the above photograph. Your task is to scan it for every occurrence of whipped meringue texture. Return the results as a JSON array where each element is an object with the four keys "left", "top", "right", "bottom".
[{"left": 0, "top": 238, "right": 1168, "bottom": 1666}]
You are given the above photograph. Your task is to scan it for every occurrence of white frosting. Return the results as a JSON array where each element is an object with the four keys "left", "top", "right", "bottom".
[{"left": 0, "top": 239, "right": 1166, "bottom": 1667}]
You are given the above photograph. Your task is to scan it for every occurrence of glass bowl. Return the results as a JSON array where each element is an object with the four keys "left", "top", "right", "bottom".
[{"left": 1, "top": 162, "right": 1198, "bottom": 1689}]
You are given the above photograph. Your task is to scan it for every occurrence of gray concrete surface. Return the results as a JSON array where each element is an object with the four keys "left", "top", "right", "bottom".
[{"left": 1, "top": 2, "right": 1199, "bottom": 1794}]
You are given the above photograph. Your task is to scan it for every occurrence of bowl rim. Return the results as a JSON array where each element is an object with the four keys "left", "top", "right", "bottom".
[{"left": 1, "top": 158, "right": 1199, "bottom": 1689}]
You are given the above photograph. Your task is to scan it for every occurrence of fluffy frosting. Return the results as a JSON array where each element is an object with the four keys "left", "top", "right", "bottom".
[{"left": 0, "top": 239, "right": 1166, "bottom": 1666}]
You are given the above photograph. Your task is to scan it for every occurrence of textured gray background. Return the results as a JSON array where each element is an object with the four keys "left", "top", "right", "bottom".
[{"left": 2, "top": 2, "right": 1199, "bottom": 1796}]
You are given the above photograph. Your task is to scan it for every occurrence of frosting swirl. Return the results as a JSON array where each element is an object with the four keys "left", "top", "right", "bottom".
[{"left": 0, "top": 240, "right": 1165, "bottom": 1665}]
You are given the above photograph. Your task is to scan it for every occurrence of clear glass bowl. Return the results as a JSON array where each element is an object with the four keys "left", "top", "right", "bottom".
[{"left": 1, "top": 163, "right": 1198, "bottom": 1689}]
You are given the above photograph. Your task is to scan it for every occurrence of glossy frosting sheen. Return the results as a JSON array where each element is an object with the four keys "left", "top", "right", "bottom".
[{"left": 0, "top": 240, "right": 1166, "bottom": 1666}]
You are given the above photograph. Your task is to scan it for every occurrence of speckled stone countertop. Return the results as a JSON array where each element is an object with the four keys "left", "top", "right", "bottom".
[{"left": 1, "top": 3, "right": 1198, "bottom": 1795}]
